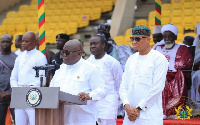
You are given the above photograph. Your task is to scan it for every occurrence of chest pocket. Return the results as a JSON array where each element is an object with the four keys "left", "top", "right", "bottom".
[{"left": 135, "top": 64, "right": 154, "bottom": 86}]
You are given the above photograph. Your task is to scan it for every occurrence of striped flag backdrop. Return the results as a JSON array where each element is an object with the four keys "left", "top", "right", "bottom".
[
  {"left": 155, "top": 0, "right": 162, "bottom": 25},
  {"left": 38, "top": 0, "right": 46, "bottom": 55}
]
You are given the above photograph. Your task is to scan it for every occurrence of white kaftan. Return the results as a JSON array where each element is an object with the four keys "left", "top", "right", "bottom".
[
  {"left": 50, "top": 58, "right": 108, "bottom": 125},
  {"left": 119, "top": 50, "right": 168, "bottom": 125},
  {"left": 87, "top": 54, "right": 123, "bottom": 119}
]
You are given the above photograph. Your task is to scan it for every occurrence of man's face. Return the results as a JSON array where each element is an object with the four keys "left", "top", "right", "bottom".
[
  {"left": 62, "top": 45, "right": 81, "bottom": 65},
  {"left": 131, "top": 35, "right": 149, "bottom": 52},
  {"left": 22, "top": 34, "right": 36, "bottom": 51},
  {"left": 15, "top": 36, "right": 21, "bottom": 48},
  {"left": 163, "top": 31, "right": 176, "bottom": 49},
  {"left": 0, "top": 37, "right": 12, "bottom": 52},
  {"left": 153, "top": 33, "right": 163, "bottom": 44},
  {"left": 90, "top": 37, "right": 105, "bottom": 56},
  {"left": 56, "top": 38, "right": 66, "bottom": 50}
]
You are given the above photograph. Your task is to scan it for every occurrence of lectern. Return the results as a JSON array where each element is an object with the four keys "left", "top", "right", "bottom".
[{"left": 10, "top": 87, "right": 87, "bottom": 125}]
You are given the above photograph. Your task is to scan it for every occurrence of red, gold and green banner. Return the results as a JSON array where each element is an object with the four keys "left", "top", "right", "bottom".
[
  {"left": 155, "top": 0, "right": 162, "bottom": 25},
  {"left": 38, "top": 0, "right": 46, "bottom": 55}
]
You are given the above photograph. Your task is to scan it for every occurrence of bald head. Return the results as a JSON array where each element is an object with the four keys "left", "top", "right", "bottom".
[
  {"left": 1, "top": 34, "right": 12, "bottom": 41},
  {"left": 24, "top": 31, "right": 36, "bottom": 40},
  {"left": 62, "top": 39, "right": 82, "bottom": 65},
  {"left": 64, "top": 39, "right": 82, "bottom": 51},
  {"left": 0, "top": 34, "right": 12, "bottom": 54},
  {"left": 22, "top": 31, "right": 36, "bottom": 51}
]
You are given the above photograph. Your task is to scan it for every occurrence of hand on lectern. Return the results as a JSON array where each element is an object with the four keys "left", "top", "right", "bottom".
[{"left": 78, "top": 92, "right": 92, "bottom": 101}]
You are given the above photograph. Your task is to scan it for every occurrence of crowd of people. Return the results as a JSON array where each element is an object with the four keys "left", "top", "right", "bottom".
[{"left": 0, "top": 22, "right": 199, "bottom": 125}]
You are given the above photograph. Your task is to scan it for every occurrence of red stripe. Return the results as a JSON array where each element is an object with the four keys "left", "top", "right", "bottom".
[
  {"left": 38, "top": 0, "right": 44, "bottom": 10},
  {"left": 39, "top": 37, "right": 45, "bottom": 46},
  {"left": 155, "top": 7, "right": 161, "bottom": 14},
  {"left": 39, "top": 19, "right": 45, "bottom": 28},
  {"left": 155, "top": 21, "right": 160, "bottom": 25},
  {"left": 44, "top": 51, "right": 46, "bottom": 56}
]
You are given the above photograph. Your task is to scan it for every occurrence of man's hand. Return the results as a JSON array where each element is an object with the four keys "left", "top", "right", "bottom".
[
  {"left": 1, "top": 91, "right": 11, "bottom": 101},
  {"left": 125, "top": 104, "right": 140, "bottom": 121},
  {"left": 78, "top": 92, "right": 91, "bottom": 101}
]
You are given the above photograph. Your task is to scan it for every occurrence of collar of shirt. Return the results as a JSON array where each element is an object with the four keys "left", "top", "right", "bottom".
[
  {"left": 67, "top": 57, "right": 83, "bottom": 69},
  {"left": 25, "top": 48, "right": 37, "bottom": 55}
]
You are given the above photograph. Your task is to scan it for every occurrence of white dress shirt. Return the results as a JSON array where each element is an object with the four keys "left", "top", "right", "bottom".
[
  {"left": 119, "top": 50, "right": 168, "bottom": 125},
  {"left": 87, "top": 54, "right": 123, "bottom": 119},
  {"left": 10, "top": 48, "right": 47, "bottom": 87},
  {"left": 50, "top": 58, "right": 108, "bottom": 125},
  {"left": 15, "top": 50, "right": 24, "bottom": 56}
]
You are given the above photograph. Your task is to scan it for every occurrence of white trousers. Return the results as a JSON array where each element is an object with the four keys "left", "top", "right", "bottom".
[
  {"left": 15, "top": 108, "right": 35, "bottom": 125},
  {"left": 98, "top": 118, "right": 116, "bottom": 125}
]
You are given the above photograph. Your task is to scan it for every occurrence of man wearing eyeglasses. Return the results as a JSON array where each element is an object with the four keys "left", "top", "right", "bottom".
[
  {"left": 10, "top": 31, "right": 47, "bottom": 125},
  {"left": 155, "top": 24, "right": 193, "bottom": 119},
  {"left": 87, "top": 34, "right": 123, "bottom": 125},
  {"left": 50, "top": 39, "right": 108, "bottom": 125},
  {"left": 119, "top": 25, "right": 168, "bottom": 125}
]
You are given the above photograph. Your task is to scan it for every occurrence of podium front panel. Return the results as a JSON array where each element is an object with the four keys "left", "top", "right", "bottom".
[{"left": 10, "top": 87, "right": 60, "bottom": 109}]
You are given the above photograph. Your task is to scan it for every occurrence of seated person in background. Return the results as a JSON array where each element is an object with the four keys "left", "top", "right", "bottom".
[
  {"left": 50, "top": 40, "right": 108, "bottom": 125},
  {"left": 152, "top": 25, "right": 164, "bottom": 50},
  {"left": 155, "top": 24, "right": 193, "bottom": 118},
  {"left": 15, "top": 35, "right": 24, "bottom": 55}
]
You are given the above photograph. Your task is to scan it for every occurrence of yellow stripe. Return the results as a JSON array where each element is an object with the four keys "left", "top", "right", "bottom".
[
  {"left": 38, "top": 7, "right": 45, "bottom": 19},
  {"left": 155, "top": 0, "right": 161, "bottom": 5},
  {"left": 39, "top": 44, "right": 45, "bottom": 52}
]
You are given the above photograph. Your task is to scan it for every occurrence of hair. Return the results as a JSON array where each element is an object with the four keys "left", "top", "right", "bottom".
[
  {"left": 92, "top": 34, "right": 107, "bottom": 44},
  {"left": 1, "top": 34, "right": 12, "bottom": 41},
  {"left": 56, "top": 33, "right": 70, "bottom": 42},
  {"left": 17, "top": 35, "right": 23, "bottom": 41}
]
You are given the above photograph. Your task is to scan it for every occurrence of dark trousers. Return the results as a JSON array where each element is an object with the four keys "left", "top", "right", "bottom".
[{"left": 0, "top": 99, "right": 15, "bottom": 125}]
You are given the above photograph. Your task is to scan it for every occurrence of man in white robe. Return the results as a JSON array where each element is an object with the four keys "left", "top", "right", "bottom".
[
  {"left": 119, "top": 25, "right": 168, "bottom": 125},
  {"left": 10, "top": 31, "right": 47, "bottom": 125},
  {"left": 14, "top": 35, "right": 24, "bottom": 55},
  {"left": 50, "top": 39, "right": 108, "bottom": 125},
  {"left": 87, "top": 34, "right": 123, "bottom": 125},
  {"left": 152, "top": 25, "right": 164, "bottom": 50},
  {"left": 191, "top": 23, "right": 200, "bottom": 110}
]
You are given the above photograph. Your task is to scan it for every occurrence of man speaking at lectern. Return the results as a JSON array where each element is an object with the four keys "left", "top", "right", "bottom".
[
  {"left": 10, "top": 31, "right": 47, "bottom": 125},
  {"left": 50, "top": 39, "right": 108, "bottom": 125}
]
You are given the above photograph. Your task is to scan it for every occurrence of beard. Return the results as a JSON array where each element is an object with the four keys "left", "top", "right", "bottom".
[{"left": 165, "top": 41, "right": 175, "bottom": 49}]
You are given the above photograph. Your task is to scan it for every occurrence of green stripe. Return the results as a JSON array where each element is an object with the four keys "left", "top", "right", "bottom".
[
  {"left": 39, "top": 31, "right": 45, "bottom": 41},
  {"left": 38, "top": 0, "right": 42, "bottom": 5},
  {"left": 39, "top": 13, "right": 45, "bottom": 24},
  {"left": 155, "top": 2, "right": 161, "bottom": 10},
  {"left": 41, "top": 48, "right": 46, "bottom": 54},
  {"left": 155, "top": 17, "right": 161, "bottom": 25}
]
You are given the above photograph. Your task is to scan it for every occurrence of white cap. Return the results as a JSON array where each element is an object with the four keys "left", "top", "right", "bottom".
[
  {"left": 161, "top": 23, "right": 178, "bottom": 35},
  {"left": 152, "top": 25, "right": 162, "bottom": 34}
]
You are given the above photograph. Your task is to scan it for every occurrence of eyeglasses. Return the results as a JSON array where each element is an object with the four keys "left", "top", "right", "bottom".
[
  {"left": 61, "top": 50, "right": 80, "bottom": 55},
  {"left": 130, "top": 37, "right": 147, "bottom": 42}
]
